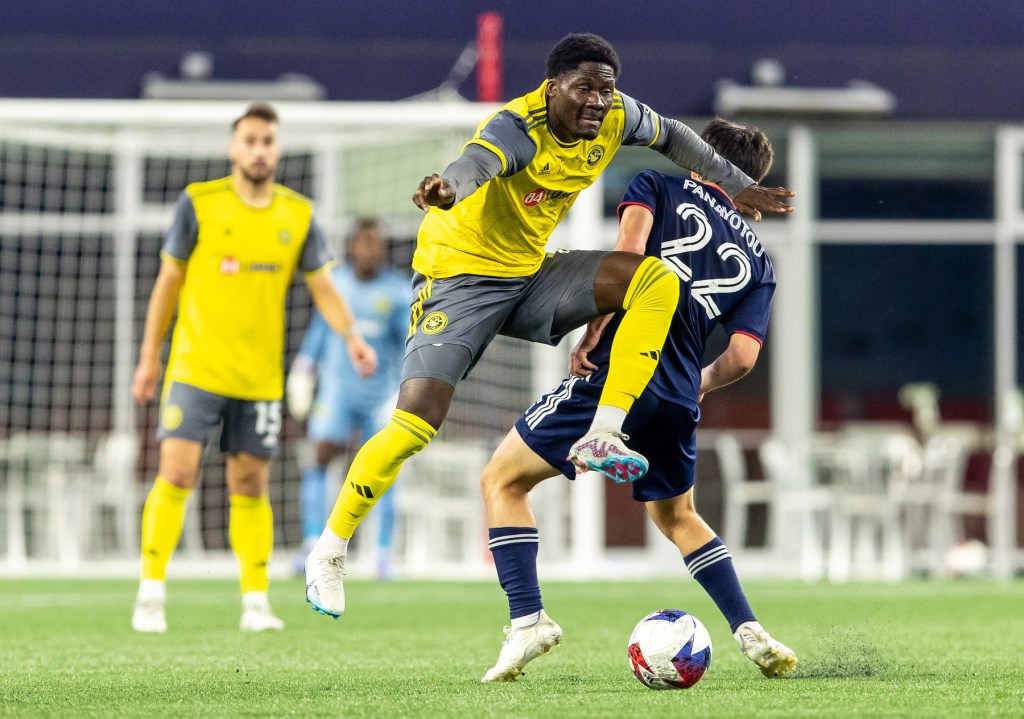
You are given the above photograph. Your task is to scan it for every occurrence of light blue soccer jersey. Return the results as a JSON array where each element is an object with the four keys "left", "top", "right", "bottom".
[{"left": 297, "top": 264, "right": 411, "bottom": 412}]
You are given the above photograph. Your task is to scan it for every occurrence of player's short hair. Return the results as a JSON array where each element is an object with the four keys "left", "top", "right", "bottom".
[
  {"left": 348, "top": 218, "right": 381, "bottom": 242},
  {"left": 232, "top": 102, "right": 279, "bottom": 131},
  {"left": 344, "top": 219, "right": 384, "bottom": 262},
  {"left": 700, "top": 118, "right": 774, "bottom": 183},
  {"left": 546, "top": 33, "right": 621, "bottom": 79}
]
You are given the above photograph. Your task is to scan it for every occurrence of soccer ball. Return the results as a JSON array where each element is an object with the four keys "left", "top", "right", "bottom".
[{"left": 627, "top": 609, "right": 712, "bottom": 689}]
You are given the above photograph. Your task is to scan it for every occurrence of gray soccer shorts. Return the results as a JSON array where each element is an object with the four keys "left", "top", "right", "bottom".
[
  {"left": 156, "top": 380, "right": 281, "bottom": 457},
  {"left": 403, "top": 249, "right": 608, "bottom": 387}
]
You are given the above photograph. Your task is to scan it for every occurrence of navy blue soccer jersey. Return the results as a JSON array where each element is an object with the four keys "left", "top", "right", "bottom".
[
  {"left": 515, "top": 170, "right": 775, "bottom": 500},
  {"left": 592, "top": 169, "right": 776, "bottom": 407}
]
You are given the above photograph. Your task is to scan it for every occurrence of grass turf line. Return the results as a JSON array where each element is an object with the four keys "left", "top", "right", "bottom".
[{"left": 0, "top": 579, "right": 1021, "bottom": 718}]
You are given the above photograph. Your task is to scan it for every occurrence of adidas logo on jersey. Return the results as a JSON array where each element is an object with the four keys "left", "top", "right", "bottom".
[
  {"left": 639, "top": 350, "right": 661, "bottom": 361},
  {"left": 538, "top": 162, "right": 551, "bottom": 176}
]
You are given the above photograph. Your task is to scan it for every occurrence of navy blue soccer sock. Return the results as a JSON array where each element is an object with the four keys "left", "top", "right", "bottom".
[
  {"left": 488, "top": 526, "right": 542, "bottom": 621},
  {"left": 683, "top": 537, "right": 756, "bottom": 633}
]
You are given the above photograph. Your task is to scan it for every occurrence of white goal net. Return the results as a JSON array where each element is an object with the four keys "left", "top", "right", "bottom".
[{"left": 0, "top": 100, "right": 609, "bottom": 579}]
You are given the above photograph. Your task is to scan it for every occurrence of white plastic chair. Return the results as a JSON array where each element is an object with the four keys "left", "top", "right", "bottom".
[
  {"left": 82, "top": 432, "right": 141, "bottom": 557},
  {"left": 919, "top": 432, "right": 987, "bottom": 576},
  {"left": 714, "top": 434, "right": 773, "bottom": 552},
  {"left": 821, "top": 431, "right": 920, "bottom": 582},
  {"left": 394, "top": 440, "right": 489, "bottom": 576},
  {"left": 758, "top": 438, "right": 834, "bottom": 581},
  {"left": 2, "top": 433, "right": 90, "bottom": 570}
]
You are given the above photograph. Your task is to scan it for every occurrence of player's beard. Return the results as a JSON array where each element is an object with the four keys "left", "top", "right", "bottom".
[{"left": 241, "top": 163, "right": 274, "bottom": 186}]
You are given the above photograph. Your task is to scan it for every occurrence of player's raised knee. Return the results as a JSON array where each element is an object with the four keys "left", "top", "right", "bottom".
[{"left": 625, "top": 256, "right": 679, "bottom": 311}]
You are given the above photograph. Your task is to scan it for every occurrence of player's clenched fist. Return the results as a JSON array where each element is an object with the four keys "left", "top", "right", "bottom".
[{"left": 412, "top": 174, "right": 456, "bottom": 211}]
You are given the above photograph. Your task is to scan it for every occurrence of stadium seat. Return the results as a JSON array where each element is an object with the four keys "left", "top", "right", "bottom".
[
  {"left": 818, "top": 431, "right": 920, "bottom": 582},
  {"left": 757, "top": 438, "right": 834, "bottom": 581},
  {"left": 714, "top": 433, "right": 775, "bottom": 553},
  {"left": 82, "top": 432, "right": 141, "bottom": 558},
  {"left": 1, "top": 433, "right": 90, "bottom": 571},
  {"left": 391, "top": 440, "right": 490, "bottom": 578}
]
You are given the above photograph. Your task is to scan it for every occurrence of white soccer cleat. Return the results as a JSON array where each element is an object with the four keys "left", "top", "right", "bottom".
[
  {"left": 481, "top": 610, "right": 563, "bottom": 682},
  {"left": 132, "top": 579, "right": 167, "bottom": 634},
  {"left": 240, "top": 591, "right": 285, "bottom": 632},
  {"left": 734, "top": 621, "right": 797, "bottom": 678},
  {"left": 305, "top": 551, "right": 346, "bottom": 618},
  {"left": 567, "top": 428, "right": 648, "bottom": 483}
]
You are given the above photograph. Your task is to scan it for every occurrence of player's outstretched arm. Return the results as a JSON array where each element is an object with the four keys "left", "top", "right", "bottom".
[
  {"left": 411, "top": 132, "right": 511, "bottom": 211},
  {"left": 304, "top": 269, "right": 377, "bottom": 378},
  {"left": 698, "top": 333, "right": 762, "bottom": 403},
  {"left": 652, "top": 116, "right": 794, "bottom": 221},
  {"left": 132, "top": 257, "right": 185, "bottom": 405}
]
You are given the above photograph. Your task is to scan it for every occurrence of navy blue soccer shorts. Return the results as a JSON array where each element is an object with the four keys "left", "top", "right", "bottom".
[{"left": 515, "top": 375, "right": 700, "bottom": 503}]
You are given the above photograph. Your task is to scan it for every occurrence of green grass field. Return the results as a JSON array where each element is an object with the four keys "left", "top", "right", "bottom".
[{"left": 0, "top": 578, "right": 1021, "bottom": 718}]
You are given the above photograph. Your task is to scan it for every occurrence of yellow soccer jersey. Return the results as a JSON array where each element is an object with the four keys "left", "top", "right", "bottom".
[
  {"left": 161, "top": 177, "right": 333, "bottom": 400},
  {"left": 413, "top": 81, "right": 661, "bottom": 279}
]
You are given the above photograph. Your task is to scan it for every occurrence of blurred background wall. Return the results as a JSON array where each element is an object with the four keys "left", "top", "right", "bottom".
[{"left": 2, "top": 0, "right": 1022, "bottom": 119}]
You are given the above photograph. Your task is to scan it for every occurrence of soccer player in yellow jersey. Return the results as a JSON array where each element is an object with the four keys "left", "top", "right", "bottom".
[
  {"left": 305, "top": 34, "right": 794, "bottom": 618},
  {"left": 130, "top": 102, "right": 376, "bottom": 634}
]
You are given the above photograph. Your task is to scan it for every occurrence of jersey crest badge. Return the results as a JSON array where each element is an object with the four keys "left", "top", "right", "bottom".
[
  {"left": 422, "top": 311, "right": 448, "bottom": 335},
  {"left": 586, "top": 145, "right": 605, "bottom": 168},
  {"left": 162, "top": 404, "right": 184, "bottom": 430}
]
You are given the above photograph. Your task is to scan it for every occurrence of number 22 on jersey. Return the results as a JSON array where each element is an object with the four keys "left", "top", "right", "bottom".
[{"left": 660, "top": 202, "right": 752, "bottom": 319}]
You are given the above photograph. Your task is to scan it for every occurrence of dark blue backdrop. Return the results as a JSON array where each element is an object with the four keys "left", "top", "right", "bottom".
[{"left": 3, "top": 1, "right": 1022, "bottom": 118}]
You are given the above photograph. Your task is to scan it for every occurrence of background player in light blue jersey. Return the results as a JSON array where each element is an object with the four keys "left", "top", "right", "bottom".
[
  {"left": 287, "top": 220, "right": 411, "bottom": 578},
  {"left": 478, "top": 119, "right": 797, "bottom": 683}
]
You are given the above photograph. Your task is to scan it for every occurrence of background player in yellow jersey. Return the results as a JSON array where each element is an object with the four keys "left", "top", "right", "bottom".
[
  {"left": 305, "top": 33, "right": 795, "bottom": 619},
  {"left": 130, "top": 102, "right": 376, "bottom": 633}
]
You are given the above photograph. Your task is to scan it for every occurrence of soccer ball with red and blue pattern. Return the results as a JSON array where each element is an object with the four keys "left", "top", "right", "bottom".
[{"left": 627, "top": 609, "right": 712, "bottom": 689}]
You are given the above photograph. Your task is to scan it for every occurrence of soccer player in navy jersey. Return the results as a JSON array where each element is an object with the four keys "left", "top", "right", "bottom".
[
  {"left": 305, "top": 32, "right": 795, "bottom": 620},
  {"left": 479, "top": 119, "right": 797, "bottom": 682}
]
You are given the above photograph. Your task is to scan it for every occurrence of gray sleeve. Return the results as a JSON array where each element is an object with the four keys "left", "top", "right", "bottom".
[
  {"left": 441, "top": 110, "right": 538, "bottom": 205},
  {"left": 160, "top": 191, "right": 198, "bottom": 261},
  {"left": 652, "top": 117, "right": 755, "bottom": 198},
  {"left": 299, "top": 217, "right": 335, "bottom": 274},
  {"left": 619, "top": 91, "right": 662, "bottom": 147}
]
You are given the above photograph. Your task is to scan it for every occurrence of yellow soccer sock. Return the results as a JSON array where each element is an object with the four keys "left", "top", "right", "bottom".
[
  {"left": 229, "top": 494, "right": 273, "bottom": 594},
  {"left": 600, "top": 256, "right": 680, "bottom": 412},
  {"left": 140, "top": 477, "right": 191, "bottom": 581},
  {"left": 327, "top": 409, "right": 436, "bottom": 539}
]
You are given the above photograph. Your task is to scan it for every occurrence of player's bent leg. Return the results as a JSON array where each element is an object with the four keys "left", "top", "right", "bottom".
[
  {"left": 133, "top": 438, "right": 202, "bottom": 633},
  {"left": 646, "top": 491, "right": 796, "bottom": 678},
  {"left": 569, "top": 254, "right": 679, "bottom": 482},
  {"left": 481, "top": 429, "right": 563, "bottom": 682},
  {"left": 481, "top": 428, "right": 553, "bottom": 527},
  {"left": 308, "top": 380, "right": 447, "bottom": 618}
]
